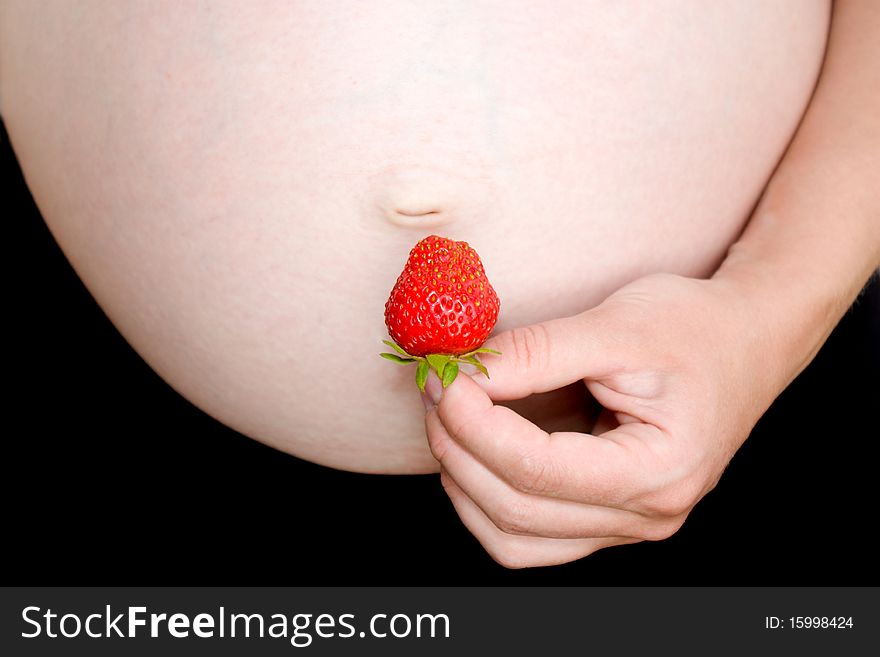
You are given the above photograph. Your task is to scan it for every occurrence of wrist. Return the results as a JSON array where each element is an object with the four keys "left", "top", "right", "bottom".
[{"left": 710, "top": 227, "right": 866, "bottom": 396}]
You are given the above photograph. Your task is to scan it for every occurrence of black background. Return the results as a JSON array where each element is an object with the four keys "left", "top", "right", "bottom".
[{"left": 4, "top": 118, "right": 878, "bottom": 584}]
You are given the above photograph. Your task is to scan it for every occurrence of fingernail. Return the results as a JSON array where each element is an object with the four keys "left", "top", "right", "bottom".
[
  {"left": 459, "top": 362, "right": 490, "bottom": 389},
  {"left": 420, "top": 391, "right": 434, "bottom": 411},
  {"left": 424, "top": 372, "right": 443, "bottom": 406}
]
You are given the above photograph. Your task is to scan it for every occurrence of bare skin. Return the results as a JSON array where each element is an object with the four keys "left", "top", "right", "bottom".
[{"left": 0, "top": 0, "right": 832, "bottom": 480}]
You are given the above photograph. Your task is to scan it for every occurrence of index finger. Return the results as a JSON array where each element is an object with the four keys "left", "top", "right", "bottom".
[
  {"left": 471, "top": 311, "right": 620, "bottom": 402},
  {"left": 436, "top": 373, "right": 661, "bottom": 508}
]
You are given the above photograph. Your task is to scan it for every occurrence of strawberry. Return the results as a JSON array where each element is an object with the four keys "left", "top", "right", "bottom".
[{"left": 381, "top": 235, "right": 501, "bottom": 391}]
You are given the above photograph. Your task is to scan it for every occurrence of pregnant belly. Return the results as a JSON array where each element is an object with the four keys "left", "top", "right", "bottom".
[{"left": 1, "top": 1, "right": 828, "bottom": 472}]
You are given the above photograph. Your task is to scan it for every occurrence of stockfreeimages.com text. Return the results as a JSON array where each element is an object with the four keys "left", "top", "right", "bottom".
[{"left": 22, "top": 605, "right": 450, "bottom": 647}]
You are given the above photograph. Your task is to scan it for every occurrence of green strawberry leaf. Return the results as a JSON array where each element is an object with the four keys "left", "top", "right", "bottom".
[
  {"left": 466, "top": 347, "right": 502, "bottom": 356},
  {"left": 382, "top": 340, "right": 412, "bottom": 358},
  {"left": 460, "top": 355, "right": 490, "bottom": 378},
  {"left": 415, "top": 360, "right": 429, "bottom": 392},
  {"left": 380, "top": 352, "right": 415, "bottom": 364},
  {"left": 426, "top": 354, "right": 451, "bottom": 378},
  {"left": 441, "top": 361, "right": 459, "bottom": 388}
]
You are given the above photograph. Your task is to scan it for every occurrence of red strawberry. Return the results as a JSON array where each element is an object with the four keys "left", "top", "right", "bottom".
[{"left": 381, "top": 235, "right": 501, "bottom": 390}]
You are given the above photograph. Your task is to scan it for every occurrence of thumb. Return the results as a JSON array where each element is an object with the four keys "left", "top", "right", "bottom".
[{"left": 471, "top": 309, "right": 617, "bottom": 401}]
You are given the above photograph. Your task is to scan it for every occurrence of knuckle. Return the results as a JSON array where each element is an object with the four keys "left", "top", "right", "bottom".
[
  {"left": 510, "top": 451, "right": 555, "bottom": 495},
  {"left": 491, "top": 497, "right": 535, "bottom": 536},
  {"left": 447, "top": 412, "right": 479, "bottom": 448},
  {"left": 488, "top": 543, "right": 533, "bottom": 570},
  {"left": 427, "top": 428, "right": 450, "bottom": 462},
  {"left": 640, "top": 516, "right": 686, "bottom": 541},
  {"left": 508, "top": 324, "right": 551, "bottom": 375},
  {"left": 640, "top": 485, "right": 696, "bottom": 518}
]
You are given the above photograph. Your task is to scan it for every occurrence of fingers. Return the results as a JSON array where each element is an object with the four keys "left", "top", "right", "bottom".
[
  {"left": 440, "top": 469, "right": 638, "bottom": 569},
  {"left": 474, "top": 310, "right": 618, "bottom": 401},
  {"left": 432, "top": 373, "right": 661, "bottom": 508},
  {"left": 427, "top": 409, "right": 672, "bottom": 540},
  {"left": 592, "top": 407, "right": 621, "bottom": 435}
]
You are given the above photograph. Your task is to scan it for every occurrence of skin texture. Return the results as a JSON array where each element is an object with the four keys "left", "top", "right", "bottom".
[
  {"left": 423, "top": 0, "right": 880, "bottom": 567},
  {"left": 0, "top": 1, "right": 830, "bottom": 475}
]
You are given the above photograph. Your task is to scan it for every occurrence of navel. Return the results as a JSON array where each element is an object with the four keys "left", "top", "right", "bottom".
[{"left": 369, "top": 163, "right": 497, "bottom": 229}]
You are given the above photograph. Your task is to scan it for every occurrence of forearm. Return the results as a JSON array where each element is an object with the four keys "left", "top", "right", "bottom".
[{"left": 714, "top": 0, "right": 880, "bottom": 391}]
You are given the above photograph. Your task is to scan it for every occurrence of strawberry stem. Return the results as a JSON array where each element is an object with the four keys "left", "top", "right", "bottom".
[{"left": 380, "top": 340, "right": 501, "bottom": 389}]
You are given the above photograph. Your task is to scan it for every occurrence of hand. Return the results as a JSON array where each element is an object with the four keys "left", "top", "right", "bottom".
[{"left": 423, "top": 273, "right": 782, "bottom": 568}]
